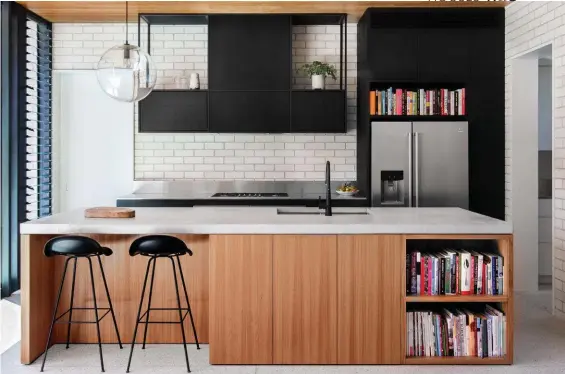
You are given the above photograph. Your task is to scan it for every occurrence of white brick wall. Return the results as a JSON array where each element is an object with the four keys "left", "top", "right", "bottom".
[
  {"left": 506, "top": 1, "right": 564, "bottom": 316},
  {"left": 52, "top": 23, "right": 357, "bottom": 181}
]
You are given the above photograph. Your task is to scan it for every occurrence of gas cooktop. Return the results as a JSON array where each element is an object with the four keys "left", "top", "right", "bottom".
[{"left": 211, "top": 192, "right": 289, "bottom": 198}]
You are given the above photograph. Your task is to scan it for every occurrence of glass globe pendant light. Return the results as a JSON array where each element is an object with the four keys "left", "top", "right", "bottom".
[{"left": 96, "top": 1, "right": 156, "bottom": 102}]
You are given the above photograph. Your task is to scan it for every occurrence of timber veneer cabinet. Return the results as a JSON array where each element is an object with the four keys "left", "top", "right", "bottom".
[{"left": 208, "top": 234, "right": 513, "bottom": 365}]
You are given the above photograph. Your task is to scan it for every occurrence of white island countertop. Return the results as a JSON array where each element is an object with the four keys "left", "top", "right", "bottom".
[{"left": 20, "top": 207, "right": 512, "bottom": 235}]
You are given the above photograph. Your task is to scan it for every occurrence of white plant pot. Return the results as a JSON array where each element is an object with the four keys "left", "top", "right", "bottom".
[{"left": 311, "top": 74, "right": 325, "bottom": 90}]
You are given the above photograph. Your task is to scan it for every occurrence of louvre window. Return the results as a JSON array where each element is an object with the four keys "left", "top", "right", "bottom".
[{"left": 25, "top": 17, "right": 52, "bottom": 220}]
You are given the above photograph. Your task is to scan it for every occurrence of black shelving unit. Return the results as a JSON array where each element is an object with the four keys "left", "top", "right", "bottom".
[
  {"left": 138, "top": 14, "right": 210, "bottom": 132},
  {"left": 357, "top": 8, "right": 505, "bottom": 220},
  {"left": 138, "top": 13, "right": 348, "bottom": 133},
  {"left": 370, "top": 115, "right": 467, "bottom": 122}
]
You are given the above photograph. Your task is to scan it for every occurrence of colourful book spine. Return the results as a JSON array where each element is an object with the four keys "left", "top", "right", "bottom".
[
  {"left": 396, "top": 88, "right": 403, "bottom": 115},
  {"left": 369, "top": 90, "right": 376, "bottom": 115},
  {"left": 462, "top": 88, "right": 466, "bottom": 115},
  {"left": 421, "top": 256, "right": 426, "bottom": 295}
]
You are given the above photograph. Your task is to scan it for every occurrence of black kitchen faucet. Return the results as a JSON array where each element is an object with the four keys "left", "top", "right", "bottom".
[{"left": 318, "top": 161, "right": 332, "bottom": 216}]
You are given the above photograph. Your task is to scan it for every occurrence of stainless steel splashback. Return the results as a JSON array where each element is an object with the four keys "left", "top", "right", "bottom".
[{"left": 128, "top": 180, "right": 366, "bottom": 200}]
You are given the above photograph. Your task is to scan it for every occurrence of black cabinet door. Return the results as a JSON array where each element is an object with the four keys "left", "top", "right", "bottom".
[
  {"left": 417, "top": 28, "right": 470, "bottom": 83},
  {"left": 291, "top": 91, "right": 346, "bottom": 133},
  {"left": 368, "top": 28, "right": 418, "bottom": 82},
  {"left": 469, "top": 28, "right": 504, "bottom": 82},
  {"left": 209, "top": 91, "right": 290, "bottom": 133},
  {"left": 209, "top": 15, "right": 291, "bottom": 91},
  {"left": 139, "top": 91, "right": 208, "bottom": 133}
]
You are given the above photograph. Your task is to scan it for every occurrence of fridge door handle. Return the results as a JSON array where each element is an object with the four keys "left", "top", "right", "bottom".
[
  {"left": 408, "top": 132, "right": 412, "bottom": 207},
  {"left": 415, "top": 132, "right": 419, "bottom": 207}
]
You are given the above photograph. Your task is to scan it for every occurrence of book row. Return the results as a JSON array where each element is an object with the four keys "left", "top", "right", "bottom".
[
  {"left": 406, "top": 250, "right": 504, "bottom": 296},
  {"left": 369, "top": 88, "right": 466, "bottom": 116},
  {"left": 406, "top": 306, "right": 506, "bottom": 358}
]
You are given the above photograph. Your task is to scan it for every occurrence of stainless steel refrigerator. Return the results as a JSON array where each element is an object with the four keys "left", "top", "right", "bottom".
[{"left": 371, "top": 121, "right": 468, "bottom": 208}]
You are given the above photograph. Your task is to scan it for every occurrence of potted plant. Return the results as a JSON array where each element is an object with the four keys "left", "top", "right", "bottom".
[{"left": 299, "top": 61, "right": 337, "bottom": 90}]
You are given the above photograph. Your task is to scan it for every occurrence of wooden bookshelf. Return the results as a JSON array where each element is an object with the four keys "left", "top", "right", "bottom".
[
  {"left": 406, "top": 295, "right": 508, "bottom": 303},
  {"left": 403, "top": 234, "right": 513, "bottom": 365},
  {"left": 405, "top": 356, "right": 511, "bottom": 365}
]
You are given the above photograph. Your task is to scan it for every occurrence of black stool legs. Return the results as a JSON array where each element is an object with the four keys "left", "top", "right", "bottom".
[
  {"left": 141, "top": 258, "right": 157, "bottom": 350},
  {"left": 176, "top": 256, "right": 200, "bottom": 351},
  {"left": 41, "top": 257, "right": 71, "bottom": 372},
  {"left": 98, "top": 256, "right": 123, "bottom": 350},
  {"left": 65, "top": 258, "right": 78, "bottom": 349},
  {"left": 40, "top": 255, "right": 122, "bottom": 373},
  {"left": 170, "top": 257, "right": 190, "bottom": 372},
  {"left": 127, "top": 258, "right": 154, "bottom": 373},
  {"left": 126, "top": 255, "right": 199, "bottom": 373}
]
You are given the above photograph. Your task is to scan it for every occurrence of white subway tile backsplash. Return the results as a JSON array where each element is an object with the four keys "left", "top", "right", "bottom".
[
  {"left": 195, "top": 164, "right": 215, "bottom": 171},
  {"left": 235, "top": 164, "right": 254, "bottom": 172},
  {"left": 54, "top": 22, "right": 357, "bottom": 182},
  {"left": 245, "top": 143, "right": 265, "bottom": 150},
  {"left": 234, "top": 150, "right": 255, "bottom": 157},
  {"left": 184, "top": 171, "right": 204, "bottom": 179},
  {"left": 275, "top": 150, "right": 295, "bottom": 157},
  {"left": 254, "top": 150, "right": 275, "bottom": 157},
  {"left": 225, "top": 172, "right": 245, "bottom": 179},
  {"left": 285, "top": 143, "right": 305, "bottom": 150},
  {"left": 195, "top": 150, "right": 215, "bottom": 157},
  {"left": 215, "top": 164, "right": 235, "bottom": 172},
  {"left": 225, "top": 143, "right": 245, "bottom": 150},
  {"left": 174, "top": 164, "right": 195, "bottom": 171}
]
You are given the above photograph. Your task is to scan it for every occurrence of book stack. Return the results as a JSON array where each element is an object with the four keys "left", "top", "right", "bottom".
[
  {"left": 406, "top": 250, "right": 504, "bottom": 296},
  {"left": 369, "top": 88, "right": 465, "bottom": 116},
  {"left": 406, "top": 306, "right": 506, "bottom": 358}
]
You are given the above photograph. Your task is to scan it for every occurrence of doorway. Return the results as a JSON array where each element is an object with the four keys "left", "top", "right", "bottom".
[
  {"left": 538, "top": 55, "right": 552, "bottom": 290},
  {"left": 511, "top": 44, "right": 553, "bottom": 296}
]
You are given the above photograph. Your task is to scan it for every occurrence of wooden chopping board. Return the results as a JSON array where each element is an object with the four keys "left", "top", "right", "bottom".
[{"left": 84, "top": 207, "right": 135, "bottom": 218}]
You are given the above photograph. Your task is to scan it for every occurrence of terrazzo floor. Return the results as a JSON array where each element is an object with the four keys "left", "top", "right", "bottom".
[{"left": 2, "top": 290, "right": 565, "bottom": 373}]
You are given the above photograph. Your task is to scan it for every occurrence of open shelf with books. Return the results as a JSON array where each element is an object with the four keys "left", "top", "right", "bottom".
[
  {"left": 403, "top": 234, "right": 513, "bottom": 365},
  {"left": 369, "top": 82, "right": 466, "bottom": 118},
  {"left": 406, "top": 238, "right": 507, "bottom": 298}
]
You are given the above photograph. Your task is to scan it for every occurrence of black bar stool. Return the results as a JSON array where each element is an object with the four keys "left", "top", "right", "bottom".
[
  {"left": 126, "top": 235, "right": 200, "bottom": 373},
  {"left": 41, "top": 236, "right": 122, "bottom": 372}
]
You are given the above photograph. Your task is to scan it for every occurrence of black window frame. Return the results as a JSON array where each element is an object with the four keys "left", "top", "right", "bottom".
[{"left": 0, "top": 2, "right": 52, "bottom": 298}]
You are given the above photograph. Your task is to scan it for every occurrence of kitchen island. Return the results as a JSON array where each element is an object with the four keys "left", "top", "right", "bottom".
[{"left": 20, "top": 207, "right": 513, "bottom": 366}]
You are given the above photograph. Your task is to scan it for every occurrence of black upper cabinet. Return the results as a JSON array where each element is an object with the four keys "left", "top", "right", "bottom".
[
  {"left": 368, "top": 28, "right": 418, "bottom": 82},
  {"left": 291, "top": 91, "right": 346, "bottom": 133},
  {"left": 469, "top": 28, "right": 504, "bottom": 82},
  {"left": 208, "top": 15, "right": 291, "bottom": 91},
  {"left": 139, "top": 91, "right": 208, "bottom": 133},
  {"left": 417, "top": 28, "right": 469, "bottom": 83},
  {"left": 209, "top": 91, "right": 290, "bottom": 133}
]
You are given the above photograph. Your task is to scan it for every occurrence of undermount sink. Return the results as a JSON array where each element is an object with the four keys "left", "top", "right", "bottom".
[{"left": 277, "top": 208, "right": 370, "bottom": 216}]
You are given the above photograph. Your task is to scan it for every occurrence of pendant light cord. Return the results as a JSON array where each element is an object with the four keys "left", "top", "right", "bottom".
[{"left": 125, "top": 0, "right": 129, "bottom": 45}]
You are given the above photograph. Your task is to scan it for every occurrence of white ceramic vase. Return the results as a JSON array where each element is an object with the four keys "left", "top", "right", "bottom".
[
  {"left": 189, "top": 73, "right": 200, "bottom": 90},
  {"left": 311, "top": 74, "right": 325, "bottom": 90}
]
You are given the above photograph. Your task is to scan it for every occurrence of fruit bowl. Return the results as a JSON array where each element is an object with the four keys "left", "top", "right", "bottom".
[
  {"left": 336, "top": 190, "right": 358, "bottom": 197},
  {"left": 336, "top": 183, "right": 358, "bottom": 196}
]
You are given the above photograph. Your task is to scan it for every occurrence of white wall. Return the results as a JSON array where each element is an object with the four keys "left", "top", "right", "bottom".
[
  {"left": 539, "top": 65, "right": 552, "bottom": 151},
  {"left": 53, "top": 71, "right": 134, "bottom": 212},
  {"left": 506, "top": 1, "right": 565, "bottom": 314},
  {"left": 511, "top": 55, "right": 539, "bottom": 292},
  {"left": 52, "top": 23, "right": 357, "bottom": 181}
]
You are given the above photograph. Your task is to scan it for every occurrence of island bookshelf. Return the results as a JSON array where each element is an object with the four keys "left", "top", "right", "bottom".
[{"left": 403, "top": 234, "right": 513, "bottom": 365}]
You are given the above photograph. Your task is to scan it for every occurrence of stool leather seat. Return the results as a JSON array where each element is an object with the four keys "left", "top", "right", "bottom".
[
  {"left": 44, "top": 236, "right": 113, "bottom": 257},
  {"left": 129, "top": 235, "right": 193, "bottom": 257}
]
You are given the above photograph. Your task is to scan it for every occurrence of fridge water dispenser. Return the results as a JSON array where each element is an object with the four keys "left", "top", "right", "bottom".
[{"left": 381, "top": 170, "right": 405, "bottom": 206}]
